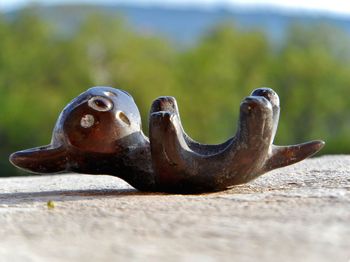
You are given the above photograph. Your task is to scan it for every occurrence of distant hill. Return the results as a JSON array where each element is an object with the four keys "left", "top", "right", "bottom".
[{"left": 5, "top": 4, "right": 350, "bottom": 44}]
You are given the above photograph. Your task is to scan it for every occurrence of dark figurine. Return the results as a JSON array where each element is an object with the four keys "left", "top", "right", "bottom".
[{"left": 10, "top": 86, "right": 324, "bottom": 193}]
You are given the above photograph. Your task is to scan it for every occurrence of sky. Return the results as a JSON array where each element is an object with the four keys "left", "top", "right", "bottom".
[{"left": 1, "top": 0, "right": 350, "bottom": 16}]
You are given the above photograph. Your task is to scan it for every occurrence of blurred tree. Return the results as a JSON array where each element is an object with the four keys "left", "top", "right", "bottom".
[
  {"left": 177, "top": 23, "right": 269, "bottom": 143},
  {"left": 0, "top": 8, "right": 93, "bottom": 175},
  {"left": 266, "top": 24, "right": 350, "bottom": 153},
  {"left": 0, "top": 8, "right": 349, "bottom": 177},
  {"left": 73, "top": 14, "right": 178, "bottom": 129}
]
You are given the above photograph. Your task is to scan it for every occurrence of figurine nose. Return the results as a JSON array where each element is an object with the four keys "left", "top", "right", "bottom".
[
  {"left": 9, "top": 151, "right": 23, "bottom": 169},
  {"left": 9, "top": 146, "right": 67, "bottom": 174}
]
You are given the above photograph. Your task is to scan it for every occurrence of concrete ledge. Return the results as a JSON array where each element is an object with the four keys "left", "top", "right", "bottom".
[{"left": 0, "top": 155, "right": 349, "bottom": 262}]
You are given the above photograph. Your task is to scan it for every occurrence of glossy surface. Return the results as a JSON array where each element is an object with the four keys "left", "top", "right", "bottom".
[{"left": 10, "top": 86, "right": 325, "bottom": 193}]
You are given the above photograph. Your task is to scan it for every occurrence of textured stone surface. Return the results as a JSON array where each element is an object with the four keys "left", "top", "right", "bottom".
[{"left": 0, "top": 155, "right": 349, "bottom": 262}]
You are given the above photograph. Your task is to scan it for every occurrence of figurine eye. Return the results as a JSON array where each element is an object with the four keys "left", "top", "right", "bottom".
[
  {"left": 117, "top": 111, "right": 131, "bottom": 126},
  {"left": 88, "top": 96, "right": 113, "bottom": 112},
  {"left": 80, "top": 114, "right": 95, "bottom": 128}
]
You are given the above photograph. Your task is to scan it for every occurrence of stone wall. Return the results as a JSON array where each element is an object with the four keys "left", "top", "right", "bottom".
[{"left": 0, "top": 155, "right": 349, "bottom": 261}]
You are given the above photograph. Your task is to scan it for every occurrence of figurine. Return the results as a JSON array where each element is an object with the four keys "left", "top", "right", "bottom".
[{"left": 10, "top": 86, "right": 324, "bottom": 193}]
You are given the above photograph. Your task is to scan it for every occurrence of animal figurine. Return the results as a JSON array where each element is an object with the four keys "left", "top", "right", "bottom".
[{"left": 10, "top": 86, "right": 324, "bottom": 193}]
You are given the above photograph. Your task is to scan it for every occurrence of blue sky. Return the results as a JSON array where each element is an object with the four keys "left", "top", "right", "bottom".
[{"left": 1, "top": 0, "right": 350, "bottom": 16}]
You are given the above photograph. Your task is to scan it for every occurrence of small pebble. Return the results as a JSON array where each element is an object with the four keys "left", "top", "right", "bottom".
[{"left": 47, "top": 200, "right": 55, "bottom": 209}]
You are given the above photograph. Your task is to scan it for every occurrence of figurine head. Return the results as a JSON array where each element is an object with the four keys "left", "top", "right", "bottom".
[{"left": 10, "top": 87, "right": 145, "bottom": 174}]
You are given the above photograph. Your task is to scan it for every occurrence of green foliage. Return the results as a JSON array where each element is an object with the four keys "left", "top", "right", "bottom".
[{"left": 0, "top": 8, "right": 349, "bottom": 176}]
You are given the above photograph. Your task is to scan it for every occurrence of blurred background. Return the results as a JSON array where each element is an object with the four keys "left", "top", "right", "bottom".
[{"left": 1, "top": 0, "right": 350, "bottom": 176}]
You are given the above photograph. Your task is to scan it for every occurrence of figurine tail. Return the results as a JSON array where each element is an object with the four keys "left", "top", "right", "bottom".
[{"left": 264, "top": 140, "right": 325, "bottom": 172}]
